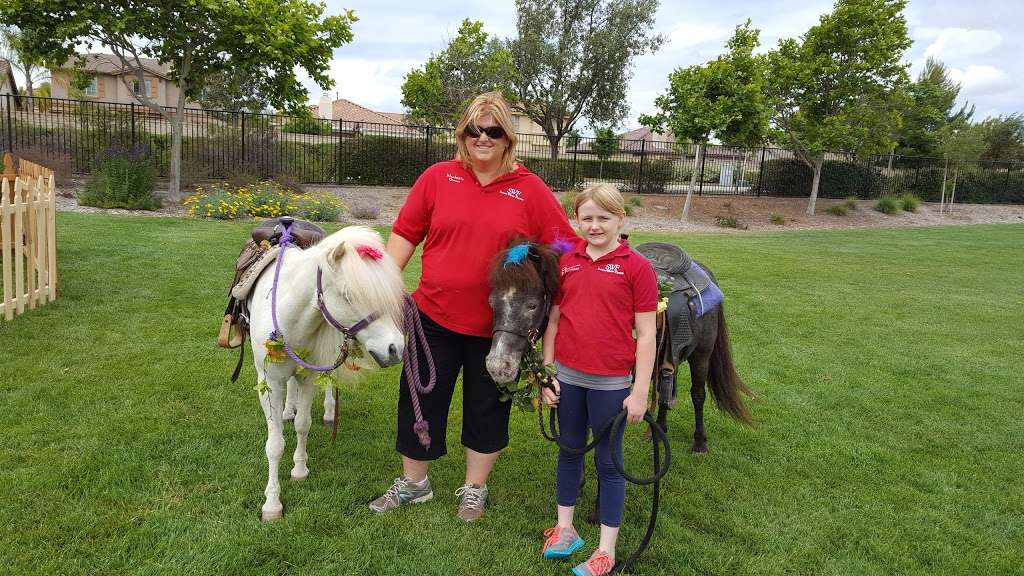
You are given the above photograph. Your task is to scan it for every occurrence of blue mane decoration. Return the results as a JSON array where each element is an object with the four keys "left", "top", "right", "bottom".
[{"left": 503, "top": 243, "right": 531, "bottom": 268}]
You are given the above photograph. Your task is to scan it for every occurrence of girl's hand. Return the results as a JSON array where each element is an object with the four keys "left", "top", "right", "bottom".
[
  {"left": 541, "top": 378, "right": 561, "bottom": 406},
  {"left": 622, "top": 392, "right": 647, "bottom": 423}
]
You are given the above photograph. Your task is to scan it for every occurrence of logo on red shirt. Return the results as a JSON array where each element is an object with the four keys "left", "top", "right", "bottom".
[
  {"left": 598, "top": 263, "right": 624, "bottom": 275},
  {"left": 560, "top": 264, "right": 580, "bottom": 275},
  {"left": 446, "top": 173, "right": 464, "bottom": 183},
  {"left": 499, "top": 187, "right": 524, "bottom": 201}
]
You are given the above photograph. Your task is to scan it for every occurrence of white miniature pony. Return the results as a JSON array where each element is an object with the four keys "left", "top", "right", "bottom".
[{"left": 246, "top": 224, "right": 405, "bottom": 521}]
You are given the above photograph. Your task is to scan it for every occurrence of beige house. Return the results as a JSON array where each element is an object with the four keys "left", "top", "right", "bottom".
[{"left": 50, "top": 54, "right": 195, "bottom": 108}]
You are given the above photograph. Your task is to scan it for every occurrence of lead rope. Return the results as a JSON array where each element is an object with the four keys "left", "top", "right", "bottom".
[{"left": 402, "top": 294, "right": 437, "bottom": 449}]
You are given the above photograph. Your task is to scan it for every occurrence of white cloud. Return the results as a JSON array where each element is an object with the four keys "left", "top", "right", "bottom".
[
  {"left": 923, "top": 28, "right": 1002, "bottom": 61},
  {"left": 667, "top": 21, "right": 731, "bottom": 50},
  {"left": 947, "top": 64, "right": 1012, "bottom": 94}
]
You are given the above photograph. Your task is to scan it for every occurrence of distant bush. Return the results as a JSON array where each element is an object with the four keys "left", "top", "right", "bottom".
[
  {"left": 826, "top": 204, "right": 848, "bottom": 216},
  {"left": 759, "top": 158, "right": 882, "bottom": 199},
  {"left": 184, "top": 180, "right": 345, "bottom": 221},
  {"left": 770, "top": 213, "right": 785, "bottom": 225},
  {"left": 874, "top": 196, "right": 900, "bottom": 214},
  {"left": 844, "top": 196, "right": 859, "bottom": 210},
  {"left": 282, "top": 116, "right": 332, "bottom": 135},
  {"left": 898, "top": 193, "right": 920, "bottom": 212},
  {"left": 79, "top": 146, "right": 159, "bottom": 210},
  {"left": 716, "top": 216, "right": 747, "bottom": 229}
]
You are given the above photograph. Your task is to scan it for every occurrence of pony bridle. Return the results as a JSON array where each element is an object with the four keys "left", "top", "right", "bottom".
[{"left": 270, "top": 221, "right": 383, "bottom": 373}]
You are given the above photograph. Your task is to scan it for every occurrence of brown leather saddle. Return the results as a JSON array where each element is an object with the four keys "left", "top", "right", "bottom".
[{"left": 218, "top": 217, "right": 326, "bottom": 349}]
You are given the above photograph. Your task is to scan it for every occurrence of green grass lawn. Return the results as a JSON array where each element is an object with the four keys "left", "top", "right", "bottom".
[{"left": 2, "top": 214, "right": 1022, "bottom": 575}]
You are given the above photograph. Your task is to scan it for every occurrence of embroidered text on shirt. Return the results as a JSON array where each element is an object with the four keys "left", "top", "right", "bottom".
[{"left": 499, "top": 187, "right": 525, "bottom": 201}]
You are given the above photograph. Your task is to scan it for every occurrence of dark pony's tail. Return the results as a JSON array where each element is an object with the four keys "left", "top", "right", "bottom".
[{"left": 706, "top": 303, "right": 754, "bottom": 424}]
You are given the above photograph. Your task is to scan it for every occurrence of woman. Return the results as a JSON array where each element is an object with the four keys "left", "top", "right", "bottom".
[{"left": 369, "top": 92, "right": 576, "bottom": 521}]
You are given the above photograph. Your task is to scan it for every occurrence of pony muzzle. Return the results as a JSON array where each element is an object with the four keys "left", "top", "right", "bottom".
[{"left": 370, "top": 342, "right": 402, "bottom": 367}]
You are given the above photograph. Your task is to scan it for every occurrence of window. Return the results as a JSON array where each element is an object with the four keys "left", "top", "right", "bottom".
[
  {"left": 83, "top": 77, "right": 98, "bottom": 97},
  {"left": 132, "top": 79, "right": 153, "bottom": 97}
]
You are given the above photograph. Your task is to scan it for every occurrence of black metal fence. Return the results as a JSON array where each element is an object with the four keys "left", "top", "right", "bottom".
[{"left": 2, "top": 94, "right": 1022, "bottom": 203}]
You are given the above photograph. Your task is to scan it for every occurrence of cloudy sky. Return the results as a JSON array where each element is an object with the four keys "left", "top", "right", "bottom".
[{"left": 304, "top": 0, "right": 1021, "bottom": 133}]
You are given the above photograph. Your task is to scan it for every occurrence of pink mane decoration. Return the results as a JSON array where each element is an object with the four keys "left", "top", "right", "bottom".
[{"left": 356, "top": 245, "right": 384, "bottom": 261}]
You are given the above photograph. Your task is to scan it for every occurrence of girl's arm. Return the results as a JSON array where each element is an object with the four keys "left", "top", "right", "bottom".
[
  {"left": 624, "top": 311, "right": 657, "bottom": 422},
  {"left": 540, "top": 305, "right": 561, "bottom": 406}
]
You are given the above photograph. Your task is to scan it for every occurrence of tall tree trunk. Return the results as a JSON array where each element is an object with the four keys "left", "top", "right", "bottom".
[
  {"left": 807, "top": 155, "right": 823, "bottom": 215},
  {"left": 168, "top": 115, "right": 183, "bottom": 201},
  {"left": 948, "top": 164, "right": 960, "bottom": 214},
  {"left": 546, "top": 131, "right": 561, "bottom": 160},
  {"left": 682, "top": 142, "right": 704, "bottom": 222},
  {"left": 939, "top": 157, "right": 948, "bottom": 215}
]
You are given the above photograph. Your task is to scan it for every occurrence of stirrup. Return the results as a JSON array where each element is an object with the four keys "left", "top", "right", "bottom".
[{"left": 218, "top": 314, "right": 245, "bottom": 348}]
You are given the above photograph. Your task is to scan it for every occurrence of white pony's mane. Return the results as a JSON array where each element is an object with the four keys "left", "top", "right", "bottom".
[{"left": 314, "top": 225, "right": 405, "bottom": 328}]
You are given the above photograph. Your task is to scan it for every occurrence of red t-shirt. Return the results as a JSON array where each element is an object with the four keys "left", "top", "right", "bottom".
[
  {"left": 554, "top": 239, "right": 658, "bottom": 376},
  {"left": 392, "top": 160, "right": 576, "bottom": 337}
]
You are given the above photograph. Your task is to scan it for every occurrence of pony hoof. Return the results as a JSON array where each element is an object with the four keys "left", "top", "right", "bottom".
[
  {"left": 586, "top": 510, "right": 600, "bottom": 525},
  {"left": 322, "top": 418, "right": 334, "bottom": 426},
  {"left": 291, "top": 470, "right": 309, "bottom": 481},
  {"left": 692, "top": 442, "right": 708, "bottom": 453},
  {"left": 261, "top": 508, "right": 284, "bottom": 522}
]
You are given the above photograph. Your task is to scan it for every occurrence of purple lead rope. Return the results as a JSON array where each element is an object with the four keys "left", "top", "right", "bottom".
[{"left": 402, "top": 294, "right": 436, "bottom": 449}]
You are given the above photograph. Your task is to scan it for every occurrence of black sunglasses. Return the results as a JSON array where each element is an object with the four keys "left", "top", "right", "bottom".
[{"left": 464, "top": 124, "right": 506, "bottom": 139}]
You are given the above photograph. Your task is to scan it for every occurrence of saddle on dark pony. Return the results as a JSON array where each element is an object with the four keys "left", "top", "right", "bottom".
[
  {"left": 217, "top": 217, "right": 326, "bottom": 349},
  {"left": 634, "top": 241, "right": 724, "bottom": 409}
]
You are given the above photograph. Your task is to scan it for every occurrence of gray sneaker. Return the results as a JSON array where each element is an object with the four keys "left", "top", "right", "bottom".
[
  {"left": 455, "top": 483, "right": 488, "bottom": 521},
  {"left": 368, "top": 476, "right": 433, "bottom": 513}
]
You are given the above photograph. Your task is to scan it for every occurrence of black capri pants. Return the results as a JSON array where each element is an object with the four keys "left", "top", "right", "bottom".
[{"left": 397, "top": 312, "right": 512, "bottom": 460}]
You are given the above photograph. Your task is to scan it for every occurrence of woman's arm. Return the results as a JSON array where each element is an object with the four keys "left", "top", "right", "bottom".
[
  {"left": 623, "top": 311, "right": 657, "bottom": 422},
  {"left": 386, "top": 233, "right": 417, "bottom": 272}
]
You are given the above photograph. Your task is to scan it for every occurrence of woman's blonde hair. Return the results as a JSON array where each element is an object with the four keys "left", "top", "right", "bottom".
[
  {"left": 455, "top": 91, "right": 519, "bottom": 175},
  {"left": 574, "top": 183, "right": 626, "bottom": 218}
]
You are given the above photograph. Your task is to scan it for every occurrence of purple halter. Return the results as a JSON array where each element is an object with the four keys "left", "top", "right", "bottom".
[{"left": 269, "top": 222, "right": 381, "bottom": 372}]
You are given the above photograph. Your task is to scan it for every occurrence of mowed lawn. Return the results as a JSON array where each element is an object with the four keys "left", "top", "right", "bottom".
[{"left": 1, "top": 213, "right": 1021, "bottom": 576}]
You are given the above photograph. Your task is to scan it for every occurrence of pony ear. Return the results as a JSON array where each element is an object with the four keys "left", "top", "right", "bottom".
[{"left": 330, "top": 242, "right": 347, "bottom": 262}]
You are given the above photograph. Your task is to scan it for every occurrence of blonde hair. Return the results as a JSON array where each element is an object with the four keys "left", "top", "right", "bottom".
[
  {"left": 574, "top": 183, "right": 626, "bottom": 218},
  {"left": 454, "top": 91, "right": 519, "bottom": 175}
]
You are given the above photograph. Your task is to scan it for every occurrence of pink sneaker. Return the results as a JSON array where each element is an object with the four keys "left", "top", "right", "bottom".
[
  {"left": 572, "top": 549, "right": 614, "bottom": 576},
  {"left": 541, "top": 526, "right": 585, "bottom": 559}
]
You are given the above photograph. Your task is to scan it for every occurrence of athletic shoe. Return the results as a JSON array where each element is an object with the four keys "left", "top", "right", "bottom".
[
  {"left": 368, "top": 476, "right": 433, "bottom": 513},
  {"left": 573, "top": 550, "right": 614, "bottom": 576},
  {"left": 541, "top": 526, "right": 585, "bottom": 559},
  {"left": 455, "top": 483, "right": 488, "bottom": 521}
]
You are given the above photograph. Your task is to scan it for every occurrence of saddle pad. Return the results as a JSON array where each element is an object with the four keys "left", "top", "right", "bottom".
[
  {"left": 666, "top": 262, "right": 724, "bottom": 364},
  {"left": 231, "top": 246, "right": 281, "bottom": 300}
]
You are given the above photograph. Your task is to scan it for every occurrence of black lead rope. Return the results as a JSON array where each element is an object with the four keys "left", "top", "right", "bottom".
[{"left": 537, "top": 381, "right": 671, "bottom": 574}]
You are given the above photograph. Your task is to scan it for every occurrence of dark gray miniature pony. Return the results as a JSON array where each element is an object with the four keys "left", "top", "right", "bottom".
[{"left": 485, "top": 238, "right": 752, "bottom": 453}]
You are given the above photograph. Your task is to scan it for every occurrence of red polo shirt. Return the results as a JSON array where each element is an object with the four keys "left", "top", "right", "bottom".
[
  {"left": 554, "top": 239, "right": 658, "bottom": 376},
  {"left": 392, "top": 160, "right": 576, "bottom": 337}
]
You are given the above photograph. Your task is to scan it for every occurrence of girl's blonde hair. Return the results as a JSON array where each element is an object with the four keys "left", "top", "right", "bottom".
[
  {"left": 574, "top": 183, "right": 626, "bottom": 218},
  {"left": 454, "top": 91, "right": 519, "bottom": 175}
]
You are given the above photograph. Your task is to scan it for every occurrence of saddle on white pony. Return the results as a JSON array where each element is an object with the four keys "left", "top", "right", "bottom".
[{"left": 218, "top": 218, "right": 326, "bottom": 349}]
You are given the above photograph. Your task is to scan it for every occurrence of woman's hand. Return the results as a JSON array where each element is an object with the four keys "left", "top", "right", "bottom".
[
  {"left": 622, "top": 392, "right": 647, "bottom": 423},
  {"left": 540, "top": 378, "right": 561, "bottom": 406}
]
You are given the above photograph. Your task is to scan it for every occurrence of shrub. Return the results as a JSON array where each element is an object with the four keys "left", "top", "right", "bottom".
[
  {"left": 716, "top": 216, "right": 747, "bottom": 229},
  {"left": 640, "top": 159, "right": 675, "bottom": 193},
  {"left": 282, "top": 116, "right": 332, "bottom": 135},
  {"left": 759, "top": 158, "right": 882, "bottom": 199},
  {"left": 899, "top": 193, "right": 920, "bottom": 212},
  {"left": 874, "top": 196, "right": 900, "bottom": 214},
  {"left": 770, "top": 213, "right": 785, "bottom": 225},
  {"left": 559, "top": 190, "right": 578, "bottom": 217},
  {"left": 292, "top": 192, "right": 345, "bottom": 222},
  {"left": 844, "top": 196, "right": 859, "bottom": 210},
  {"left": 79, "top": 148, "right": 160, "bottom": 210},
  {"left": 626, "top": 195, "right": 644, "bottom": 208},
  {"left": 826, "top": 204, "right": 848, "bottom": 216},
  {"left": 349, "top": 202, "right": 380, "bottom": 220},
  {"left": 183, "top": 181, "right": 344, "bottom": 221}
]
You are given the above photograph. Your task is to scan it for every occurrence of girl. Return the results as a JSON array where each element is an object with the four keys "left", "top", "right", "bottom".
[{"left": 540, "top": 183, "right": 658, "bottom": 576}]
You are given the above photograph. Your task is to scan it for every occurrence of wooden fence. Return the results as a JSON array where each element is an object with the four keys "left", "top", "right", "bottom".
[{"left": 1, "top": 154, "right": 58, "bottom": 320}]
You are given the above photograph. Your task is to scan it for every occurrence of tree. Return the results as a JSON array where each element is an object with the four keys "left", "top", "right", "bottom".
[
  {"left": 507, "top": 0, "right": 663, "bottom": 159},
  {"left": 0, "top": 26, "right": 50, "bottom": 109},
  {"left": 590, "top": 126, "right": 620, "bottom": 179},
  {"left": 977, "top": 114, "right": 1024, "bottom": 163},
  {"left": 640, "top": 21, "right": 769, "bottom": 220},
  {"left": 766, "top": 0, "right": 911, "bottom": 215},
  {"left": 197, "top": 68, "right": 274, "bottom": 114},
  {"left": 0, "top": 1, "right": 355, "bottom": 202},
  {"left": 401, "top": 19, "right": 515, "bottom": 127},
  {"left": 897, "top": 57, "right": 973, "bottom": 157}
]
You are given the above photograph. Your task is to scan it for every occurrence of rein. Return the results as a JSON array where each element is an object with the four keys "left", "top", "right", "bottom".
[
  {"left": 402, "top": 294, "right": 437, "bottom": 449},
  {"left": 269, "top": 221, "right": 380, "bottom": 373}
]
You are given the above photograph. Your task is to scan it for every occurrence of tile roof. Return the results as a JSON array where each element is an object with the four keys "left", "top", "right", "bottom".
[{"left": 58, "top": 54, "right": 170, "bottom": 79}]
